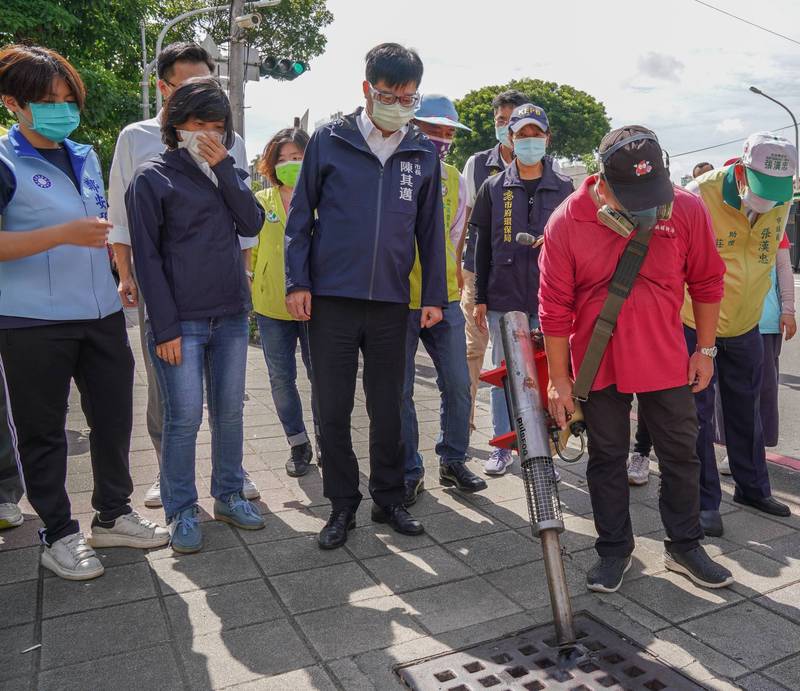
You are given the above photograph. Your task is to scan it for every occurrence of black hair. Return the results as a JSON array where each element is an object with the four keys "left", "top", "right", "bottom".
[
  {"left": 161, "top": 77, "right": 233, "bottom": 149},
  {"left": 364, "top": 43, "right": 423, "bottom": 88},
  {"left": 157, "top": 42, "right": 215, "bottom": 81},
  {"left": 491, "top": 89, "right": 528, "bottom": 112},
  {"left": 0, "top": 44, "right": 86, "bottom": 110},
  {"left": 692, "top": 162, "right": 713, "bottom": 177},
  {"left": 258, "top": 127, "right": 310, "bottom": 186}
]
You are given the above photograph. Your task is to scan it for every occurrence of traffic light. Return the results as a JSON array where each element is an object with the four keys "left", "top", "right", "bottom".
[{"left": 259, "top": 57, "right": 309, "bottom": 81}]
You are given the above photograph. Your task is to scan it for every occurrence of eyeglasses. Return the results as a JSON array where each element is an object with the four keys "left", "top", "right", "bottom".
[{"left": 367, "top": 83, "right": 420, "bottom": 108}]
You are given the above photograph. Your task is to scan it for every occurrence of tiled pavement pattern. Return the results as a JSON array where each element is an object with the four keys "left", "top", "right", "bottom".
[{"left": 2, "top": 328, "right": 800, "bottom": 690}]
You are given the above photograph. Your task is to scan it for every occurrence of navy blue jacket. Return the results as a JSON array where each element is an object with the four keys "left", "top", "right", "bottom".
[
  {"left": 126, "top": 149, "right": 265, "bottom": 344},
  {"left": 472, "top": 156, "right": 573, "bottom": 314},
  {"left": 462, "top": 143, "right": 507, "bottom": 273},
  {"left": 284, "top": 108, "right": 447, "bottom": 307}
]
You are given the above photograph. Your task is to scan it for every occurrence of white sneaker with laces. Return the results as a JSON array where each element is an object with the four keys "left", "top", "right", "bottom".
[
  {"left": 0, "top": 502, "right": 23, "bottom": 529},
  {"left": 718, "top": 456, "right": 732, "bottom": 476},
  {"left": 41, "top": 533, "right": 104, "bottom": 581},
  {"left": 627, "top": 452, "right": 650, "bottom": 486},
  {"left": 484, "top": 448, "right": 514, "bottom": 476},
  {"left": 88, "top": 511, "right": 170, "bottom": 549},
  {"left": 243, "top": 470, "right": 260, "bottom": 500},
  {"left": 144, "top": 474, "right": 162, "bottom": 508}
]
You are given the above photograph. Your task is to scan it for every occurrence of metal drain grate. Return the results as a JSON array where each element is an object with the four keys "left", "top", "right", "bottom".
[{"left": 395, "top": 613, "right": 702, "bottom": 690}]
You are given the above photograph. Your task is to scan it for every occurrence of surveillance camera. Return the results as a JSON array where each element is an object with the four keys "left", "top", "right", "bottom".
[{"left": 234, "top": 13, "right": 262, "bottom": 29}]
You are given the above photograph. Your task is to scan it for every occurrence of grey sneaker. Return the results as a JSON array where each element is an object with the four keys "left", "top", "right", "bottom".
[
  {"left": 144, "top": 474, "right": 162, "bottom": 508},
  {"left": 41, "top": 533, "right": 104, "bottom": 581},
  {"left": 665, "top": 545, "right": 734, "bottom": 589},
  {"left": 627, "top": 452, "right": 650, "bottom": 485},
  {"left": 587, "top": 555, "right": 632, "bottom": 593},
  {"left": 718, "top": 456, "right": 732, "bottom": 476},
  {"left": 0, "top": 502, "right": 23, "bottom": 529},
  {"left": 243, "top": 470, "right": 260, "bottom": 500},
  {"left": 88, "top": 511, "right": 170, "bottom": 549}
]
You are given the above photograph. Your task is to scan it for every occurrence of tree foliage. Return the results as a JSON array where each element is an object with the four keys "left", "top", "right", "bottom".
[
  {"left": 448, "top": 78, "right": 611, "bottom": 171},
  {"left": 0, "top": 0, "right": 332, "bottom": 175}
]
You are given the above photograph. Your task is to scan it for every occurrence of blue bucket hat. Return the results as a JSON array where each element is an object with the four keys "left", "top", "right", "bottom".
[{"left": 413, "top": 94, "right": 472, "bottom": 131}]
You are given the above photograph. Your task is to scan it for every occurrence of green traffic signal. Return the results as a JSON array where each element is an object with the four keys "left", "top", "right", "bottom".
[{"left": 260, "top": 56, "right": 309, "bottom": 81}]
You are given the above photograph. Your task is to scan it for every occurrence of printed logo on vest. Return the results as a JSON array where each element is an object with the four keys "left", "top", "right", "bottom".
[
  {"left": 32, "top": 174, "right": 52, "bottom": 189},
  {"left": 266, "top": 210, "right": 279, "bottom": 223},
  {"left": 441, "top": 182, "right": 448, "bottom": 198}
]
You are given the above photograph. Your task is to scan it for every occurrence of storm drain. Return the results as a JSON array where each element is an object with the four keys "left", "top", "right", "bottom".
[{"left": 395, "top": 613, "right": 702, "bottom": 690}]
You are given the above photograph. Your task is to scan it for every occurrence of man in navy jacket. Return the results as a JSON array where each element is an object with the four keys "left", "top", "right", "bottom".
[{"left": 285, "top": 43, "right": 448, "bottom": 549}]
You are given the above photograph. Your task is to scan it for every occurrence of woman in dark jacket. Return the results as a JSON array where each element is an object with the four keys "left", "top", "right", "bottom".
[{"left": 126, "top": 77, "right": 266, "bottom": 553}]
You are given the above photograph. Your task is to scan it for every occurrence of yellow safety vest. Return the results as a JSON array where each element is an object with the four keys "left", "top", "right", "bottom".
[
  {"left": 681, "top": 165, "right": 787, "bottom": 338},
  {"left": 251, "top": 186, "right": 293, "bottom": 321},
  {"left": 409, "top": 160, "right": 462, "bottom": 309}
]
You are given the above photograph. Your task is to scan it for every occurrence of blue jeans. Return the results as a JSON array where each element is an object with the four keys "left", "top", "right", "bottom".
[
  {"left": 256, "top": 314, "right": 318, "bottom": 446},
  {"left": 148, "top": 313, "right": 248, "bottom": 521},
  {"left": 487, "top": 310, "right": 539, "bottom": 439},
  {"left": 401, "top": 301, "right": 471, "bottom": 482}
]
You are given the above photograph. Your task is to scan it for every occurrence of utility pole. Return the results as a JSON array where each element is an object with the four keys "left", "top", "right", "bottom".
[{"left": 228, "top": 0, "right": 247, "bottom": 137}]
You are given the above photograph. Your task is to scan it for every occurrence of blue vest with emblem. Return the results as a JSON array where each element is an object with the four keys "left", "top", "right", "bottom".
[
  {"left": 462, "top": 143, "right": 506, "bottom": 272},
  {"left": 0, "top": 126, "right": 120, "bottom": 320}
]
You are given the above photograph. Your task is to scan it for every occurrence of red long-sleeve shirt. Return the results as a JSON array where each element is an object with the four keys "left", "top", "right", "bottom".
[{"left": 538, "top": 176, "right": 725, "bottom": 394}]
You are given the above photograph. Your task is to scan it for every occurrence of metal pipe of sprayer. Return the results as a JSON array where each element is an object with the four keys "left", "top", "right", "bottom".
[{"left": 499, "top": 311, "right": 576, "bottom": 647}]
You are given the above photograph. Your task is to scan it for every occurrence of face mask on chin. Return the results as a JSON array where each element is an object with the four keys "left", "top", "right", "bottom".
[
  {"left": 741, "top": 186, "right": 777, "bottom": 214},
  {"left": 177, "top": 129, "right": 223, "bottom": 184}
]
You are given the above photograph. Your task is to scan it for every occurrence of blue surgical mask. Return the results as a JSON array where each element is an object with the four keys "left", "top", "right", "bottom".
[
  {"left": 20, "top": 102, "right": 81, "bottom": 143},
  {"left": 513, "top": 136, "right": 547, "bottom": 165},
  {"left": 495, "top": 125, "right": 510, "bottom": 148}
]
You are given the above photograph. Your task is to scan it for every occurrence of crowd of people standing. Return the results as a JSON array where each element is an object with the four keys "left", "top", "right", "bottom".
[{"left": 0, "top": 39, "right": 796, "bottom": 600}]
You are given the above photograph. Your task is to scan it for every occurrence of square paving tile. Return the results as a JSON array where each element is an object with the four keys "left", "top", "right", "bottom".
[
  {"left": 756, "top": 582, "right": 800, "bottom": 625},
  {"left": 343, "top": 524, "right": 435, "bottom": 560},
  {"left": 230, "top": 666, "right": 337, "bottom": 690},
  {"left": 714, "top": 548, "right": 800, "bottom": 597},
  {"left": 40, "top": 599, "right": 169, "bottom": 670},
  {"left": 762, "top": 654, "right": 800, "bottom": 690},
  {"left": 295, "top": 595, "right": 426, "bottom": 660},
  {"left": 681, "top": 601, "right": 800, "bottom": 669},
  {"left": 446, "top": 529, "right": 542, "bottom": 573},
  {"left": 178, "top": 618, "right": 315, "bottom": 689},
  {"left": 720, "top": 510, "right": 796, "bottom": 548},
  {"left": 247, "top": 534, "right": 352, "bottom": 576},
  {"left": 364, "top": 545, "right": 473, "bottom": 592},
  {"left": 164, "top": 578, "right": 284, "bottom": 637},
  {"left": 0, "top": 546, "right": 39, "bottom": 585},
  {"left": 270, "top": 561, "right": 387, "bottom": 614},
  {"left": 421, "top": 507, "right": 505, "bottom": 543},
  {"left": 149, "top": 546, "right": 260, "bottom": 594},
  {"left": 42, "top": 561, "right": 156, "bottom": 618},
  {"left": 0, "top": 623, "right": 36, "bottom": 682},
  {"left": 401, "top": 576, "right": 520, "bottom": 634},
  {"left": 485, "top": 559, "right": 586, "bottom": 611},
  {"left": 38, "top": 645, "right": 183, "bottom": 691},
  {"left": 0, "top": 580, "right": 37, "bottom": 627}
]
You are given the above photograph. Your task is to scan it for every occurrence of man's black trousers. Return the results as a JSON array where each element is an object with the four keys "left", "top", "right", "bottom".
[
  {"left": 581, "top": 384, "right": 703, "bottom": 557},
  {"left": 308, "top": 296, "right": 408, "bottom": 511},
  {"left": 0, "top": 312, "right": 134, "bottom": 544}
]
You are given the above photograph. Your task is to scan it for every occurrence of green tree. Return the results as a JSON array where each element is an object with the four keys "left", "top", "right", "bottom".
[
  {"left": 0, "top": 0, "right": 332, "bottom": 175},
  {"left": 448, "top": 78, "right": 611, "bottom": 171}
]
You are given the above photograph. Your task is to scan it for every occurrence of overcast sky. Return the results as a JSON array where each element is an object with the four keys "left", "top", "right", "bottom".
[{"left": 240, "top": 0, "right": 800, "bottom": 182}]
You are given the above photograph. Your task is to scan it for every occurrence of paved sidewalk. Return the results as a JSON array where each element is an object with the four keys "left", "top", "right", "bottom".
[{"left": 2, "top": 328, "right": 800, "bottom": 690}]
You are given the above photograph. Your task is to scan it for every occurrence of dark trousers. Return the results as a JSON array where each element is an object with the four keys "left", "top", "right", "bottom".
[
  {"left": 0, "top": 353, "right": 23, "bottom": 504},
  {"left": 760, "top": 333, "right": 782, "bottom": 447},
  {"left": 633, "top": 408, "right": 652, "bottom": 456},
  {"left": 0, "top": 312, "right": 134, "bottom": 544},
  {"left": 308, "top": 296, "right": 408, "bottom": 511},
  {"left": 582, "top": 385, "right": 703, "bottom": 557},
  {"left": 685, "top": 326, "right": 771, "bottom": 511}
]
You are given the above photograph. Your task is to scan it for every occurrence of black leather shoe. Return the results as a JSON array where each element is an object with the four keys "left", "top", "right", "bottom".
[
  {"left": 403, "top": 477, "right": 424, "bottom": 507},
  {"left": 371, "top": 504, "right": 424, "bottom": 536},
  {"left": 318, "top": 508, "right": 356, "bottom": 550},
  {"left": 733, "top": 491, "right": 791, "bottom": 517},
  {"left": 440, "top": 462, "right": 487, "bottom": 492},
  {"left": 286, "top": 442, "right": 312, "bottom": 477},
  {"left": 700, "top": 510, "right": 724, "bottom": 537}
]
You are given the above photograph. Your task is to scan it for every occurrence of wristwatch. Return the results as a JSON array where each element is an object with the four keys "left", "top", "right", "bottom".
[{"left": 696, "top": 345, "right": 718, "bottom": 358}]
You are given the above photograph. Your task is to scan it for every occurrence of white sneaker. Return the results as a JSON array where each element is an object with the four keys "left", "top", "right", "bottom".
[
  {"left": 0, "top": 502, "right": 23, "bottom": 529},
  {"left": 144, "top": 474, "right": 162, "bottom": 508},
  {"left": 243, "top": 470, "right": 260, "bottom": 500},
  {"left": 719, "top": 456, "right": 732, "bottom": 476},
  {"left": 485, "top": 448, "right": 514, "bottom": 475},
  {"left": 41, "top": 533, "right": 104, "bottom": 581},
  {"left": 88, "top": 511, "right": 170, "bottom": 549},
  {"left": 627, "top": 452, "right": 651, "bottom": 486}
]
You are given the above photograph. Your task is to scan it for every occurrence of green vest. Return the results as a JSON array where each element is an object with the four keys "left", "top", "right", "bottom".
[
  {"left": 409, "top": 160, "right": 461, "bottom": 309},
  {"left": 251, "top": 186, "right": 293, "bottom": 320}
]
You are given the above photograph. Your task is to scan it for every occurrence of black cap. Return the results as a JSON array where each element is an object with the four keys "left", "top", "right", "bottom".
[{"left": 598, "top": 125, "right": 674, "bottom": 212}]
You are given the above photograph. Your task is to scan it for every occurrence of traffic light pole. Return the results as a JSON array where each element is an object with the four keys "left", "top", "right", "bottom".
[{"left": 228, "top": 0, "right": 247, "bottom": 137}]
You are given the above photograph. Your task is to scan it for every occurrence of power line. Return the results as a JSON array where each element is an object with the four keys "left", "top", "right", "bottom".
[
  {"left": 672, "top": 122, "right": 796, "bottom": 158},
  {"left": 693, "top": 0, "right": 800, "bottom": 47}
]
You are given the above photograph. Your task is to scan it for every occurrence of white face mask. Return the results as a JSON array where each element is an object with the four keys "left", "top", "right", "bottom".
[
  {"left": 177, "top": 129, "right": 223, "bottom": 184},
  {"left": 741, "top": 186, "right": 777, "bottom": 214},
  {"left": 369, "top": 101, "right": 416, "bottom": 133}
]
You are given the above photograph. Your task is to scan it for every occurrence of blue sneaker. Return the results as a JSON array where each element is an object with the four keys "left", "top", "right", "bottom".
[
  {"left": 214, "top": 493, "right": 265, "bottom": 530},
  {"left": 168, "top": 506, "right": 202, "bottom": 554}
]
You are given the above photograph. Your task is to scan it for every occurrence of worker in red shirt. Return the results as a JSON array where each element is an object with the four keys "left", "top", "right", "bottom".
[{"left": 539, "top": 126, "right": 734, "bottom": 593}]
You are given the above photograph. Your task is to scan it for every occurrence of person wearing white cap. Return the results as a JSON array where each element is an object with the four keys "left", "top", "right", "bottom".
[
  {"left": 400, "top": 94, "right": 487, "bottom": 505},
  {"left": 683, "top": 131, "right": 797, "bottom": 537}
]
